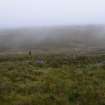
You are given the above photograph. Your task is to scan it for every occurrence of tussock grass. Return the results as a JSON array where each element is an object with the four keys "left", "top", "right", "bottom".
[{"left": 0, "top": 54, "right": 105, "bottom": 105}]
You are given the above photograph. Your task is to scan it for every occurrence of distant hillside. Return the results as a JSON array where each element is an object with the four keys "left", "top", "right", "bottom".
[
  {"left": 0, "top": 25, "right": 105, "bottom": 53},
  {"left": 41, "top": 25, "right": 105, "bottom": 47}
]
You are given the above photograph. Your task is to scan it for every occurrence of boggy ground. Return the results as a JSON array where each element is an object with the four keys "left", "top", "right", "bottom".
[{"left": 0, "top": 54, "right": 105, "bottom": 105}]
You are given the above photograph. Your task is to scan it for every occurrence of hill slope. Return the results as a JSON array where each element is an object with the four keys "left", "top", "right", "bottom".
[{"left": 0, "top": 25, "right": 105, "bottom": 53}]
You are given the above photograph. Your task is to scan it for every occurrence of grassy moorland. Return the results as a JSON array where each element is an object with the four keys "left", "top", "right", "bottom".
[{"left": 0, "top": 54, "right": 105, "bottom": 105}]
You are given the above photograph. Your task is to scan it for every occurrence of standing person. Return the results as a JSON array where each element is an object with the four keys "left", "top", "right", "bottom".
[{"left": 29, "top": 50, "right": 32, "bottom": 56}]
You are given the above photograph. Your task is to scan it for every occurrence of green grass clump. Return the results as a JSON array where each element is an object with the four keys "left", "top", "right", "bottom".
[{"left": 0, "top": 54, "right": 105, "bottom": 105}]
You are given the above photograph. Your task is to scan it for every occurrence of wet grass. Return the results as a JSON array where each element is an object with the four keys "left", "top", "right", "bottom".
[{"left": 0, "top": 54, "right": 105, "bottom": 105}]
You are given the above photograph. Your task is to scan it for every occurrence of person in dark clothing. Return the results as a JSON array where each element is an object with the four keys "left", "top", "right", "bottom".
[{"left": 29, "top": 50, "right": 32, "bottom": 56}]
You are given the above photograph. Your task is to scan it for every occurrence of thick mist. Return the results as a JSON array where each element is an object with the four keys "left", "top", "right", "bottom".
[{"left": 0, "top": 25, "right": 105, "bottom": 53}]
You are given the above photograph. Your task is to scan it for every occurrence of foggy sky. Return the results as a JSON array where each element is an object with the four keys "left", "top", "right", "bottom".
[{"left": 0, "top": 0, "right": 105, "bottom": 28}]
